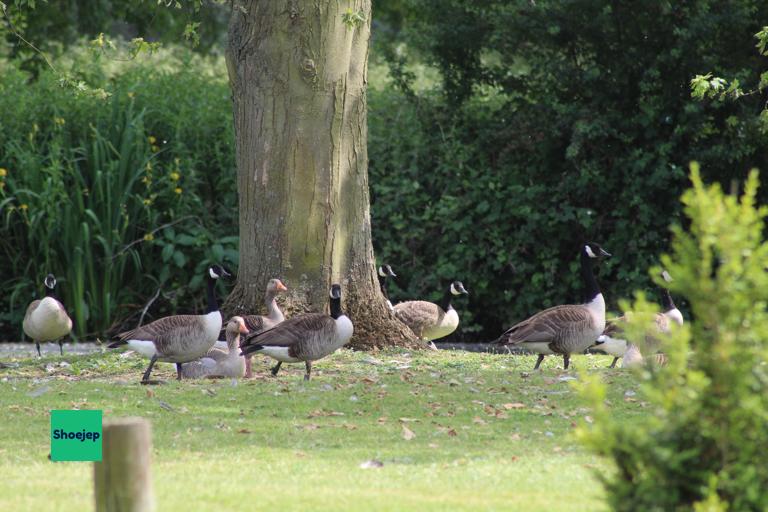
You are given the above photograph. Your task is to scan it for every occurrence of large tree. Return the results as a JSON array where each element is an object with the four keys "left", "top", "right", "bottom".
[{"left": 224, "top": 0, "right": 415, "bottom": 348}]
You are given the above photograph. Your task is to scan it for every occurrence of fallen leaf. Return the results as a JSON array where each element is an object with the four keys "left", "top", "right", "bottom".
[
  {"left": 398, "top": 417, "right": 418, "bottom": 423},
  {"left": 237, "top": 428, "right": 252, "bottom": 434},
  {"left": 503, "top": 403, "right": 525, "bottom": 410},
  {"left": 446, "top": 428, "right": 458, "bottom": 437},
  {"left": 584, "top": 416, "right": 594, "bottom": 424},
  {"left": 359, "top": 459, "right": 384, "bottom": 469},
  {"left": 472, "top": 417, "right": 487, "bottom": 425},
  {"left": 146, "top": 389, "right": 155, "bottom": 398},
  {"left": 402, "top": 425, "right": 416, "bottom": 441}
]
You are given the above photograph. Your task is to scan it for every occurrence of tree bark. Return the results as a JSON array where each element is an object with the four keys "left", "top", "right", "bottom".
[{"left": 224, "top": 0, "right": 417, "bottom": 349}]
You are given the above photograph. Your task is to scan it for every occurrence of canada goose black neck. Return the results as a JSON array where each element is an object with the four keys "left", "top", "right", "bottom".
[
  {"left": 580, "top": 250, "right": 601, "bottom": 303},
  {"left": 660, "top": 288, "right": 676, "bottom": 312},
  {"left": 44, "top": 285, "right": 55, "bottom": 299},
  {"left": 330, "top": 295, "right": 342, "bottom": 319},
  {"left": 439, "top": 287, "right": 454, "bottom": 311},
  {"left": 206, "top": 275, "right": 219, "bottom": 314}
]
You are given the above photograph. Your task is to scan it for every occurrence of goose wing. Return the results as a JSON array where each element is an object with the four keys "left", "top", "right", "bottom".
[
  {"left": 118, "top": 315, "right": 202, "bottom": 352},
  {"left": 496, "top": 305, "right": 593, "bottom": 346},
  {"left": 240, "top": 313, "right": 331, "bottom": 350},
  {"left": 243, "top": 315, "right": 266, "bottom": 333},
  {"left": 393, "top": 301, "right": 442, "bottom": 337},
  {"left": 602, "top": 316, "right": 627, "bottom": 336}
]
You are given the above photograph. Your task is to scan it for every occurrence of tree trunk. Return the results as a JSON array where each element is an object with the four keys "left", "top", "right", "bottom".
[{"left": 224, "top": 0, "right": 417, "bottom": 349}]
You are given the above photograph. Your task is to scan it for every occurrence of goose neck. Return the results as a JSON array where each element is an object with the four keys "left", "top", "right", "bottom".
[
  {"left": 265, "top": 290, "right": 284, "bottom": 322},
  {"left": 580, "top": 251, "right": 601, "bottom": 303},
  {"left": 330, "top": 296, "right": 342, "bottom": 319},
  {"left": 378, "top": 275, "right": 390, "bottom": 300},
  {"left": 660, "top": 288, "right": 676, "bottom": 312},
  {"left": 206, "top": 276, "right": 219, "bottom": 314},
  {"left": 439, "top": 287, "right": 454, "bottom": 312}
]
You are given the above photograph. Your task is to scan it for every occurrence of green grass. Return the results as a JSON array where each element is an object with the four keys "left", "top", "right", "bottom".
[{"left": 0, "top": 349, "right": 642, "bottom": 511}]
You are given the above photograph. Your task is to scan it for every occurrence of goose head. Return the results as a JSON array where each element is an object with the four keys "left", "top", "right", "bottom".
[
  {"left": 450, "top": 281, "right": 469, "bottom": 296},
  {"left": 583, "top": 242, "right": 611, "bottom": 259},
  {"left": 43, "top": 274, "right": 57, "bottom": 290},
  {"left": 378, "top": 265, "right": 396, "bottom": 278},
  {"left": 267, "top": 278, "right": 288, "bottom": 293},
  {"left": 661, "top": 270, "right": 673, "bottom": 283},
  {"left": 227, "top": 316, "right": 250, "bottom": 335},
  {"left": 209, "top": 264, "right": 231, "bottom": 280},
  {"left": 329, "top": 284, "right": 342, "bottom": 300}
]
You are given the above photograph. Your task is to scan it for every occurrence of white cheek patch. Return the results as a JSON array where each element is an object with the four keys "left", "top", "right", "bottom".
[
  {"left": 450, "top": 283, "right": 459, "bottom": 295},
  {"left": 662, "top": 270, "right": 672, "bottom": 283},
  {"left": 378, "top": 266, "right": 386, "bottom": 277},
  {"left": 585, "top": 245, "right": 596, "bottom": 258},
  {"left": 209, "top": 268, "right": 218, "bottom": 279}
]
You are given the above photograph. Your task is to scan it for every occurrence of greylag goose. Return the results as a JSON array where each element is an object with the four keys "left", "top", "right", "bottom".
[
  {"left": 239, "top": 278, "right": 288, "bottom": 378},
  {"left": 181, "top": 316, "right": 249, "bottom": 378}
]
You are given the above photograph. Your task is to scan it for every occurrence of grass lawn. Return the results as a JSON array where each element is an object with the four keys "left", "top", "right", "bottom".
[{"left": 0, "top": 348, "right": 641, "bottom": 511}]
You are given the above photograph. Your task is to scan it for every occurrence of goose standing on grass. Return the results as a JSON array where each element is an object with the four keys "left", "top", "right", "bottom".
[
  {"left": 181, "top": 316, "right": 249, "bottom": 378},
  {"left": 393, "top": 281, "right": 469, "bottom": 350},
  {"left": 23, "top": 274, "right": 72, "bottom": 357},
  {"left": 239, "top": 284, "right": 353, "bottom": 380},
  {"left": 236, "top": 278, "right": 288, "bottom": 378},
  {"left": 493, "top": 243, "right": 611, "bottom": 370},
  {"left": 596, "top": 270, "right": 683, "bottom": 368},
  {"left": 108, "top": 265, "right": 229, "bottom": 383},
  {"left": 378, "top": 265, "right": 397, "bottom": 311}
]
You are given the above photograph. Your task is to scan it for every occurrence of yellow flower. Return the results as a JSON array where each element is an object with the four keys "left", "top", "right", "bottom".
[
  {"left": 0, "top": 168, "right": 6, "bottom": 177},
  {"left": 19, "top": 203, "right": 28, "bottom": 211},
  {"left": 143, "top": 198, "right": 152, "bottom": 206},
  {"left": 142, "top": 176, "right": 152, "bottom": 185},
  {"left": 174, "top": 157, "right": 180, "bottom": 165},
  {"left": 151, "top": 145, "right": 159, "bottom": 153},
  {"left": 143, "top": 233, "right": 155, "bottom": 241},
  {"left": 54, "top": 117, "right": 66, "bottom": 126},
  {"left": 148, "top": 135, "right": 156, "bottom": 144},
  {"left": 174, "top": 187, "right": 183, "bottom": 195},
  {"left": 170, "top": 172, "right": 180, "bottom": 181},
  {"left": 127, "top": 92, "right": 135, "bottom": 99},
  {"left": 145, "top": 162, "right": 152, "bottom": 171}
]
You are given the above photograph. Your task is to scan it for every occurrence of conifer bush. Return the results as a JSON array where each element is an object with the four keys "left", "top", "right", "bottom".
[{"left": 578, "top": 164, "right": 768, "bottom": 511}]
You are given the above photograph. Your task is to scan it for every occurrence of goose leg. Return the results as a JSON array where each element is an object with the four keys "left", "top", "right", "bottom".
[
  {"left": 245, "top": 356, "right": 253, "bottom": 378},
  {"left": 533, "top": 354, "right": 545, "bottom": 370},
  {"left": 563, "top": 354, "right": 571, "bottom": 370},
  {"left": 304, "top": 361, "right": 312, "bottom": 381},
  {"left": 35, "top": 341, "right": 41, "bottom": 358},
  {"left": 270, "top": 361, "right": 282, "bottom": 376},
  {"left": 58, "top": 339, "right": 64, "bottom": 356},
  {"left": 141, "top": 355, "right": 158, "bottom": 383},
  {"left": 608, "top": 357, "right": 619, "bottom": 369},
  {"left": 176, "top": 363, "right": 183, "bottom": 381}
]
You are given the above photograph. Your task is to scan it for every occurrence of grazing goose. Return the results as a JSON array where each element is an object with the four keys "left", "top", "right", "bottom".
[
  {"left": 597, "top": 271, "right": 683, "bottom": 368},
  {"left": 181, "top": 316, "right": 249, "bottom": 378},
  {"left": 23, "top": 274, "right": 72, "bottom": 357},
  {"left": 239, "top": 278, "right": 288, "bottom": 378},
  {"left": 108, "top": 265, "right": 229, "bottom": 383},
  {"left": 393, "top": 281, "right": 469, "bottom": 350},
  {"left": 378, "top": 264, "right": 397, "bottom": 311},
  {"left": 494, "top": 243, "right": 610, "bottom": 370},
  {"left": 239, "top": 284, "right": 353, "bottom": 380}
]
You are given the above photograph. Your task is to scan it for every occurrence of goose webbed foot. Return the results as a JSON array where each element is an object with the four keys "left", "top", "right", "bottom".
[
  {"left": 304, "top": 361, "right": 312, "bottom": 381},
  {"left": 176, "top": 363, "right": 183, "bottom": 381},
  {"left": 533, "top": 354, "right": 545, "bottom": 370},
  {"left": 35, "top": 342, "right": 41, "bottom": 358},
  {"left": 608, "top": 357, "right": 619, "bottom": 369},
  {"left": 563, "top": 354, "right": 571, "bottom": 370},
  {"left": 270, "top": 361, "right": 282, "bottom": 376},
  {"left": 58, "top": 340, "right": 64, "bottom": 356}
]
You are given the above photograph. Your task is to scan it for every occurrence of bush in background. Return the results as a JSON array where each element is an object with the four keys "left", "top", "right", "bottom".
[{"left": 577, "top": 165, "right": 768, "bottom": 511}]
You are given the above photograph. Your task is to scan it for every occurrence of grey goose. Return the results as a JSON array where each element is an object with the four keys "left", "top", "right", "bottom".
[
  {"left": 23, "top": 274, "right": 72, "bottom": 357},
  {"left": 237, "top": 278, "right": 288, "bottom": 378},
  {"left": 597, "top": 271, "right": 683, "bottom": 368},
  {"left": 108, "top": 264, "right": 230, "bottom": 383},
  {"left": 378, "top": 264, "right": 397, "bottom": 312},
  {"left": 393, "top": 281, "right": 469, "bottom": 350},
  {"left": 181, "top": 316, "right": 249, "bottom": 378},
  {"left": 494, "top": 243, "right": 610, "bottom": 370},
  {"left": 239, "top": 284, "right": 353, "bottom": 380}
]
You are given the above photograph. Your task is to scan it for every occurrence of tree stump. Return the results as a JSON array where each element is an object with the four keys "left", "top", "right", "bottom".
[{"left": 94, "top": 417, "right": 154, "bottom": 512}]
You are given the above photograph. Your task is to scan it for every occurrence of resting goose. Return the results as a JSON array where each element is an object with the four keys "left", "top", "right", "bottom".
[
  {"left": 494, "top": 243, "right": 610, "bottom": 370},
  {"left": 597, "top": 270, "right": 683, "bottom": 368},
  {"left": 108, "top": 265, "right": 229, "bottom": 383},
  {"left": 239, "top": 284, "right": 353, "bottom": 380},
  {"left": 393, "top": 281, "right": 469, "bottom": 350},
  {"left": 181, "top": 316, "right": 249, "bottom": 378},
  {"left": 232, "top": 278, "right": 288, "bottom": 378},
  {"left": 23, "top": 274, "right": 72, "bottom": 357},
  {"left": 378, "top": 265, "right": 397, "bottom": 311}
]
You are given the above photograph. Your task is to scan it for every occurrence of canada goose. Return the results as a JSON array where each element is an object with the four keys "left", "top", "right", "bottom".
[
  {"left": 181, "top": 316, "right": 249, "bottom": 378},
  {"left": 240, "top": 278, "right": 288, "bottom": 378},
  {"left": 597, "top": 270, "right": 683, "bottom": 368},
  {"left": 393, "top": 281, "right": 469, "bottom": 350},
  {"left": 494, "top": 243, "right": 610, "bottom": 370},
  {"left": 108, "top": 265, "right": 230, "bottom": 383},
  {"left": 378, "top": 265, "right": 397, "bottom": 311},
  {"left": 23, "top": 274, "right": 72, "bottom": 357},
  {"left": 239, "top": 284, "right": 353, "bottom": 380}
]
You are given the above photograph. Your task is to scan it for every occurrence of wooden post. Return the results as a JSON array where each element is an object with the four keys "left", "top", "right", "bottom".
[{"left": 94, "top": 417, "right": 154, "bottom": 512}]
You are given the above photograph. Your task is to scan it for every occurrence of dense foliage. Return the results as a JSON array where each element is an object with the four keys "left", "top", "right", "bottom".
[
  {"left": 0, "top": 51, "right": 236, "bottom": 337},
  {"left": 578, "top": 166, "right": 768, "bottom": 511},
  {"left": 369, "top": 0, "right": 768, "bottom": 338}
]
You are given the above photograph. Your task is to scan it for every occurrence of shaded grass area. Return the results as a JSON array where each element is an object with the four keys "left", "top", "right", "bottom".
[{"left": 0, "top": 349, "right": 642, "bottom": 511}]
